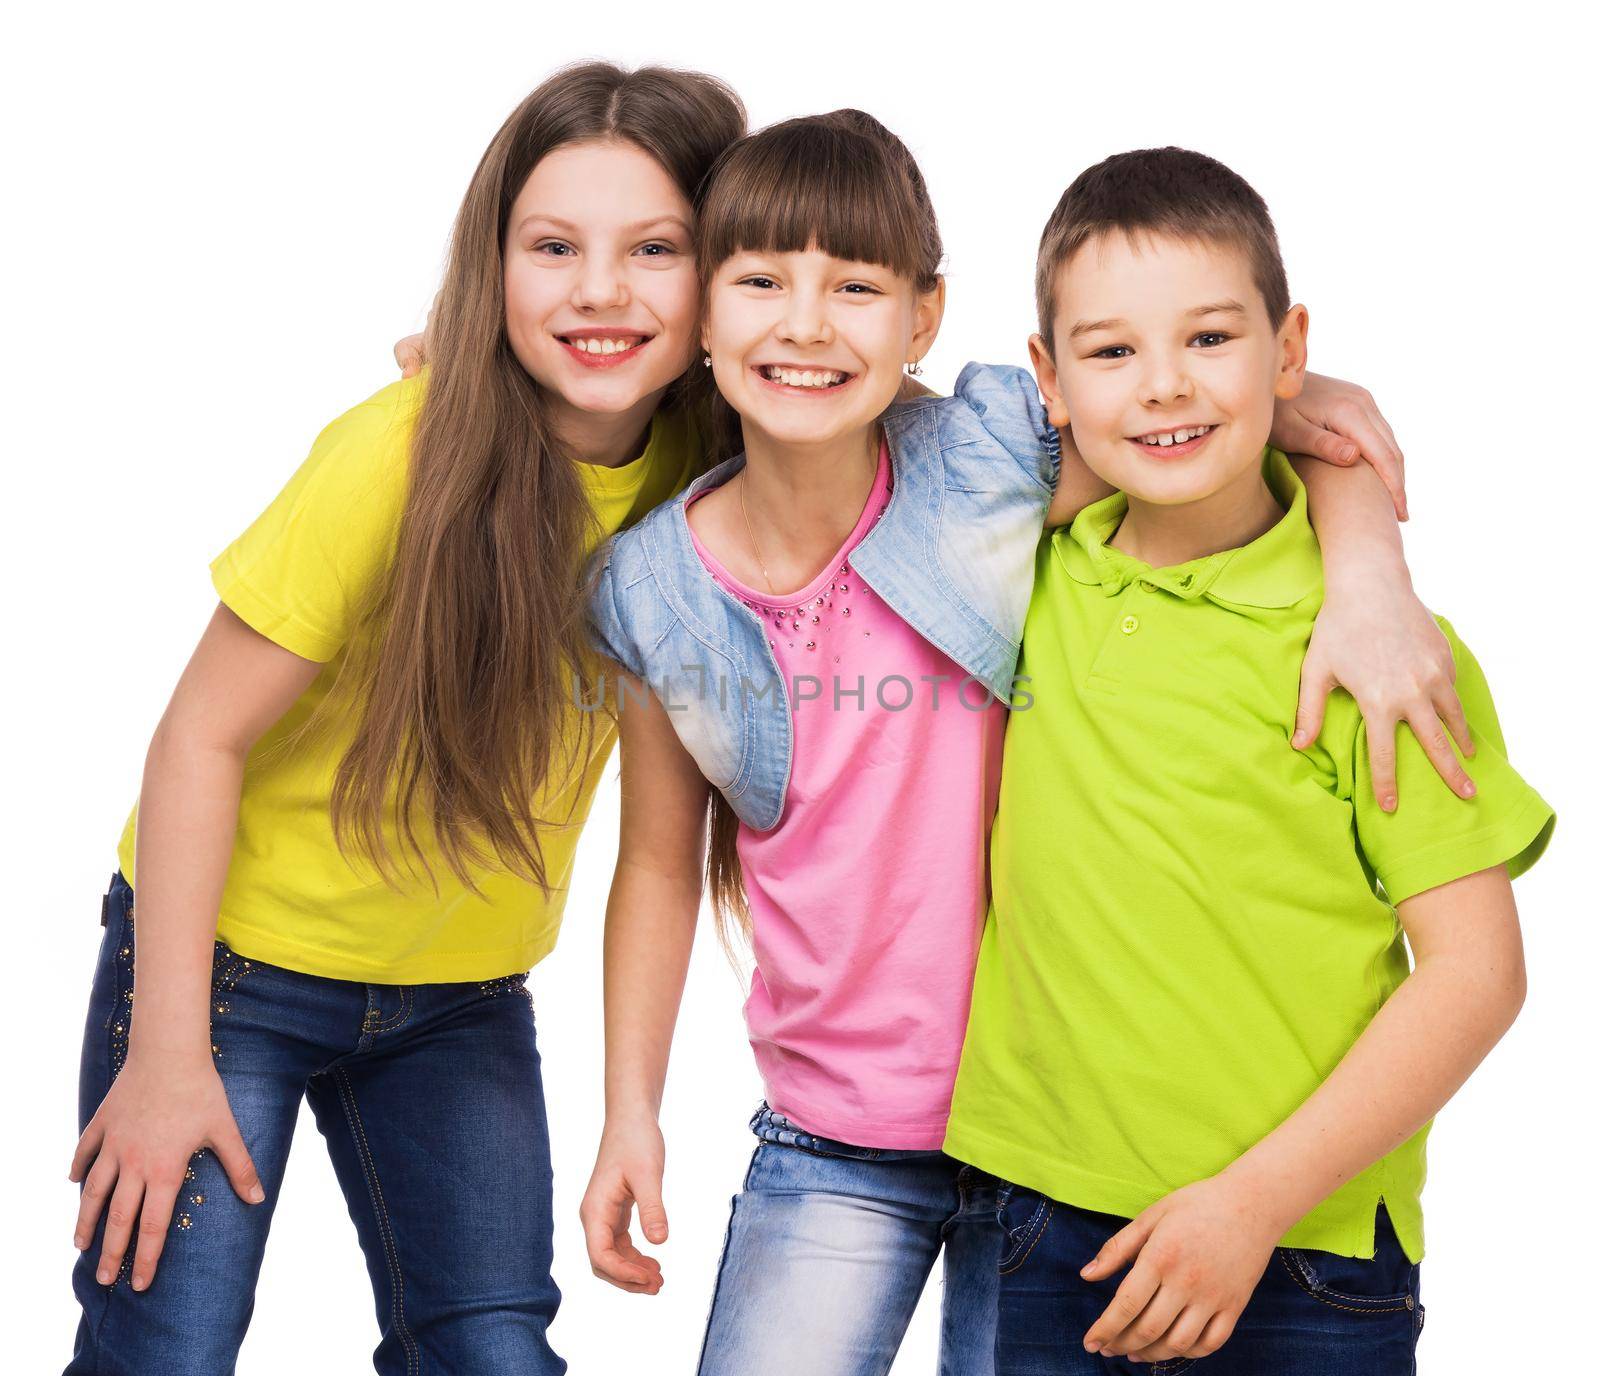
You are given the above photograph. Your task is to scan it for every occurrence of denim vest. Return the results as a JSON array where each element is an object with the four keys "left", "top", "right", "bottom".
[{"left": 587, "top": 363, "right": 1058, "bottom": 832}]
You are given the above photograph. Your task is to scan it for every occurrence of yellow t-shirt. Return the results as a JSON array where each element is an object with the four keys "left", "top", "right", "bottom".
[{"left": 117, "top": 373, "right": 696, "bottom": 983}]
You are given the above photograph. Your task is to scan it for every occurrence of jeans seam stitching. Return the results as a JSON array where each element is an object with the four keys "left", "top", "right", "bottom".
[
  {"left": 334, "top": 1068, "right": 420, "bottom": 1374},
  {"left": 369, "top": 985, "right": 413, "bottom": 1033},
  {"left": 1274, "top": 1249, "right": 1412, "bottom": 1313},
  {"left": 998, "top": 1198, "right": 1054, "bottom": 1276}
]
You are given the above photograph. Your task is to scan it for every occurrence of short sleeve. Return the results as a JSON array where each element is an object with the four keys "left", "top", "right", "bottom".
[
  {"left": 585, "top": 541, "right": 646, "bottom": 680},
  {"left": 953, "top": 362, "right": 1061, "bottom": 493},
  {"left": 1351, "top": 617, "right": 1554, "bottom": 905},
  {"left": 209, "top": 377, "right": 420, "bottom": 662}
]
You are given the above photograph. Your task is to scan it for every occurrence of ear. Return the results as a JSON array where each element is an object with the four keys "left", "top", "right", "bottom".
[
  {"left": 1028, "top": 332, "right": 1071, "bottom": 428},
  {"left": 1273, "top": 304, "right": 1310, "bottom": 401},
  {"left": 908, "top": 276, "right": 947, "bottom": 365}
]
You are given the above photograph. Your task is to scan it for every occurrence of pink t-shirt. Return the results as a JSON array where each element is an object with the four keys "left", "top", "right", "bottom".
[{"left": 686, "top": 441, "right": 1006, "bottom": 1148}]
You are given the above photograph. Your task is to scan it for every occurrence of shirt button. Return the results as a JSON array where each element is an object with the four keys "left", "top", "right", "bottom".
[
  {"left": 1139, "top": 580, "right": 1156, "bottom": 592},
  {"left": 1120, "top": 614, "right": 1140, "bottom": 635}
]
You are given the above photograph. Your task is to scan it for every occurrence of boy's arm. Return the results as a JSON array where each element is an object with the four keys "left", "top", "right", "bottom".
[
  {"left": 577, "top": 669, "right": 709, "bottom": 1296},
  {"left": 1042, "top": 371, "right": 1412, "bottom": 530},
  {"left": 1293, "top": 457, "right": 1475, "bottom": 810},
  {"left": 1272, "top": 371, "right": 1408, "bottom": 518},
  {"left": 1080, "top": 865, "right": 1525, "bottom": 1364}
]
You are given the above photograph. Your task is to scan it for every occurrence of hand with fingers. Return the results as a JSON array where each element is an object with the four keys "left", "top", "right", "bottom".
[
  {"left": 1271, "top": 372, "right": 1408, "bottom": 520},
  {"left": 1296, "top": 589, "right": 1475, "bottom": 812},
  {"left": 70, "top": 1052, "right": 265, "bottom": 1292},
  {"left": 1079, "top": 1175, "right": 1279, "bottom": 1364},
  {"left": 393, "top": 293, "right": 439, "bottom": 379},
  {"left": 578, "top": 1115, "right": 669, "bottom": 1296},
  {"left": 394, "top": 332, "right": 426, "bottom": 379}
]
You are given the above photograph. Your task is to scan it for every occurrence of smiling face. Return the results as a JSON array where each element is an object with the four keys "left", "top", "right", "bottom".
[
  {"left": 1030, "top": 230, "right": 1308, "bottom": 508},
  {"left": 702, "top": 245, "right": 943, "bottom": 452},
  {"left": 502, "top": 139, "right": 700, "bottom": 441}
]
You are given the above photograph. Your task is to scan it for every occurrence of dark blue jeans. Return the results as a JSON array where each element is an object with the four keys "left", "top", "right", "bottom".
[
  {"left": 67, "top": 872, "right": 565, "bottom": 1375},
  {"left": 994, "top": 1186, "right": 1422, "bottom": 1375}
]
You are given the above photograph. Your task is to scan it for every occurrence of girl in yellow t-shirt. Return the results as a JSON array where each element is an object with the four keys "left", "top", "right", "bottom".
[{"left": 64, "top": 62, "right": 742, "bottom": 1374}]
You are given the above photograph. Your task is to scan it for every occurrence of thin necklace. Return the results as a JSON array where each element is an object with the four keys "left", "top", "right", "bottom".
[{"left": 737, "top": 471, "right": 777, "bottom": 595}]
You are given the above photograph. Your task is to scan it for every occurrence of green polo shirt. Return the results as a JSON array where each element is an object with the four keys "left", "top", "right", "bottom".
[{"left": 944, "top": 448, "right": 1552, "bottom": 1262}]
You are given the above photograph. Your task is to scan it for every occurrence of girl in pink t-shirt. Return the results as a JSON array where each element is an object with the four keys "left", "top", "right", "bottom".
[{"left": 579, "top": 111, "right": 1447, "bottom": 1376}]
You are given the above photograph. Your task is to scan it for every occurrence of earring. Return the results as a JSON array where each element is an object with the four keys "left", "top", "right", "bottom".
[
  {"left": 906, "top": 360, "right": 924, "bottom": 377},
  {"left": 702, "top": 354, "right": 712, "bottom": 368}
]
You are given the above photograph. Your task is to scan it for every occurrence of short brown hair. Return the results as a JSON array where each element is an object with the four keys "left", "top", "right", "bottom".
[
  {"left": 1035, "top": 147, "right": 1289, "bottom": 352},
  {"left": 697, "top": 109, "right": 943, "bottom": 292}
]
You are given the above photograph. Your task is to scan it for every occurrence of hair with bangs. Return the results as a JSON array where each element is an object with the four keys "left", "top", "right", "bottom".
[
  {"left": 697, "top": 109, "right": 943, "bottom": 292},
  {"left": 694, "top": 108, "right": 942, "bottom": 953},
  {"left": 1035, "top": 147, "right": 1290, "bottom": 353}
]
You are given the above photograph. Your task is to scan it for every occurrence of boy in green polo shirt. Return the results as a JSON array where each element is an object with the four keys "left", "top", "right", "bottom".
[{"left": 943, "top": 148, "right": 1553, "bottom": 1374}]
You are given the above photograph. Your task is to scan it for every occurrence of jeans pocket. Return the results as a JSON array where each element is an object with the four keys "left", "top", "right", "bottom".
[
  {"left": 1275, "top": 1247, "right": 1418, "bottom": 1315},
  {"left": 997, "top": 1182, "right": 1055, "bottom": 1275}
]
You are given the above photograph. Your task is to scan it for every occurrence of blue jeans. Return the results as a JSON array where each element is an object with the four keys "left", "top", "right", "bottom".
[
  {"left": 66, "top": 872, "right": 565, "bottom": 1375},
  {"left": 994, "top": 1186, "right": 1423, "bottom": 1375},
  {"left": 696, "top": 1105, "right": 1003, "bottom": 1376}
]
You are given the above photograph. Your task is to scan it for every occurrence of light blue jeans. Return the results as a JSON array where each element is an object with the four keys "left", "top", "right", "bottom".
[{"left": 697, "top": 1105, "right": 1003, "bottom": 1376}]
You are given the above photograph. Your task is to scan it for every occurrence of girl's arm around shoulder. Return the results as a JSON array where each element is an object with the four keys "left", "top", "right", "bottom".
[
  {"left": 950, "top": 362, "right": 1061, "bottom": 496},
  {"left": 585, "top": 539, "right": 650, "bottom": 683},
  {"left": 579, "top": 668, "right": 710, "bottom": 1298}
]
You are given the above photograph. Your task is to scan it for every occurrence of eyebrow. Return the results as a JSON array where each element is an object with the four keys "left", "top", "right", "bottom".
[
  {"left": 515, "top": 214, "right": 692, "bottom": 236},
  {"left": 1067, "top": 299, "right": 1251, "bottom": 341},
  {"left": 1188, "top": 299, "right": 1249, "bottom": 318}
]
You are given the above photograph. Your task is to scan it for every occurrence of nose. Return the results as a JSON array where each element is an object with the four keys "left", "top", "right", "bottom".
[
  {"left": 571, "top": 253, "right": 630, "bottom": 313},
  {"left": 1138, "top": 348, "right": 1194, "bottom": 409},
  {"left": 776, "top": 284, "right": 833, "bottom": 347}
]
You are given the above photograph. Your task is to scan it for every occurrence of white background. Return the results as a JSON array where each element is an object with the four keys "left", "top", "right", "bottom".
[{"left": 6, "top": 2, "right": 1594, "bottom": 1370}]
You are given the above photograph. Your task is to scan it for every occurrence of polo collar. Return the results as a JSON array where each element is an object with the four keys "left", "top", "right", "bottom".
[{"left": 1056, "top": 448, "right": 1323, "bottom": 609}]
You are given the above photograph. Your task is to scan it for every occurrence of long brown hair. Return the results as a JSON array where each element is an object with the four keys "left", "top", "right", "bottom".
[
  {"left": 694, "top": 109, "right": 944, "bottom": 943},
  {"left": 330, "top": 62, "right": 745, "bottom": 891}
]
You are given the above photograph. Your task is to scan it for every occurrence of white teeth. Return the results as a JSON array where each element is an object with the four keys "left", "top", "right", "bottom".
[
  {"left": 569, "top": 337, "right": 641, "bottom": 355},
  {"left": 765, "top": 366, "right": 843, "bottom": 388},
  {"left": 1137, "top": 425, "right": 1210, "bottom": 447}
]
